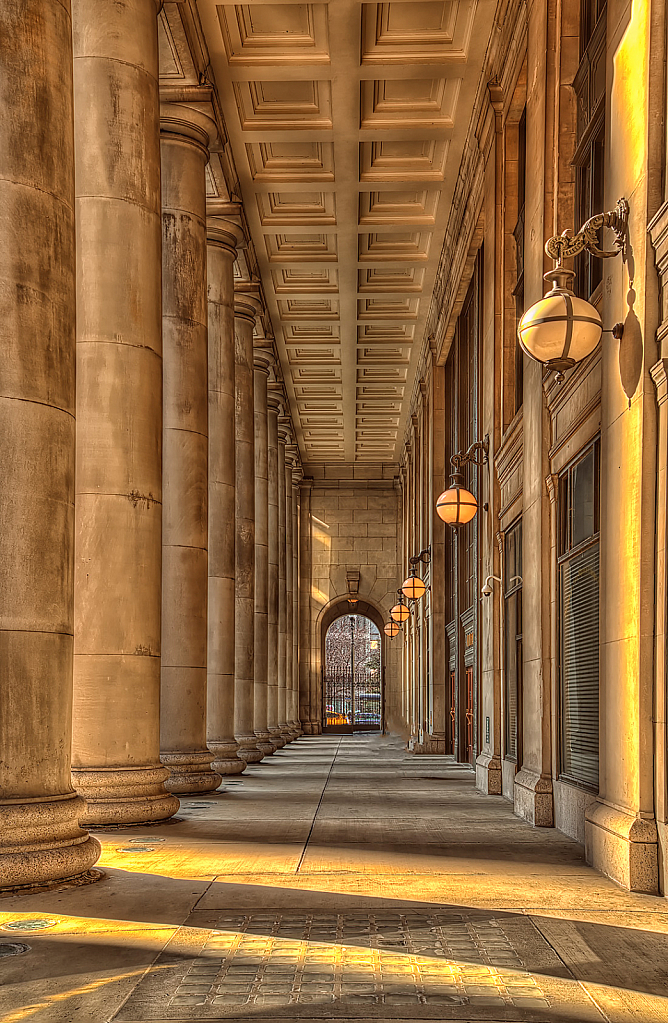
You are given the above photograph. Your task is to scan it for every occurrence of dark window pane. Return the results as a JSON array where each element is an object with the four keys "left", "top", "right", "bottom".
[{"left": 571, "top": 447, "right": 596, "bottom": 548}]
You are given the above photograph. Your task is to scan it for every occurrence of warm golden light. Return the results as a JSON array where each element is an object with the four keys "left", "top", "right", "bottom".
[
  {"left": 436, "top": 485, "right": 478, "bottom": 526},
  {"left": 401, "top": 574, "right": 426, "bottom": 600},
  {"left": 390, "top": 601, "right": 409, "bottom": 624},
  {"left": 383, "top": 621, "right": 400, "bottom": 638}
]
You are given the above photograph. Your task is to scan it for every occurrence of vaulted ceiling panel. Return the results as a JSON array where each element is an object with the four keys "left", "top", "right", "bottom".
[{"left": 198, "top": 0, "right": 495, "bottom": 465}]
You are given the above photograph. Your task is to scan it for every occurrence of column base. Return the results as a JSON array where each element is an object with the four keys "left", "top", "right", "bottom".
[
  {"left": 586, "top": 800, "right": 659, "bottom": 893},
  {"left": 412, "top": 736, "right": 447, "bottom": 755},
  {"left": 270, "top": 729, "right": 286, "bottom": 749},
  {"left": 0, "top": 792, "right": 101, "bottom": 890},
  {"left": 236, "top": 735, "right": 264, "bottom": 764},
  {"left": 209, "top": 741, "right": 247, "bottom": 776},
  {"left": 71, "top": 764, "right": 180, "bottom": 826},
  {"left": 476, "top": 752, "right": 502, "bottom": 795},
  {"left": 513, "top": 768, "right": 553, "bottom": 826},
  {"left": 290, "top": 720, "right": 304, "bottom": 738},
  {"left": 160, "top": 751, "right": 222, "bottom": 794},
  {"left": 255, "top": 732, "right": 276, "bottom": 757}
]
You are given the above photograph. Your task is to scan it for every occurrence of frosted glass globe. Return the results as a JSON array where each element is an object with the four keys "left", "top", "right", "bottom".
[{"left": 518, "top": 270, "right": 602, "bottom": 373}]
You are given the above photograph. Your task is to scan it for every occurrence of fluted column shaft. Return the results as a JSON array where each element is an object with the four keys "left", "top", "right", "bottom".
[
  {"left": 253, "top": 348, "right": 274, "bottom": 756},
  {"left": 277, "top": 424, "right": 289, "bottom": 738},
  {"left": 0, "top": 0, "right": 101, "bottom": 887},
  {"left": 71, "top": 0, "right": 178, "bottom": 825},
  {"left": 207, "top": 222, "right": 245, "bottom": 775},
  {"left": 234, "top": 292, "right": 263, "bottom": 763},
  {"left": 292, "top": 471, "right": 303, "bottom": 736},
  {"left": 267, "top": 391, "right": 283, "bottom": 748},
  {"left": 159, "top": 106, "right": 220, "bottom": 794}
]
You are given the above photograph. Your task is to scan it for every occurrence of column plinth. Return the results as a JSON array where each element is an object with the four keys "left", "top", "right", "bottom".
[
  {"left": 71, "top": 0, "right": 178, "bottom": 825},
  {"left": 158, "top": 104, "right": 221, "bottom": 795},
  {"left": 207, "top": 220, "right": 246, "bottom": 774},
  {"left": 234, "top": 291, "right": 264, "bottom": 764}
]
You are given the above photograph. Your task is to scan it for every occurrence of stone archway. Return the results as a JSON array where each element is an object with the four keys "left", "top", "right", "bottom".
[{"left": 319, "top": 598, "right": 385, "bottom": 733}]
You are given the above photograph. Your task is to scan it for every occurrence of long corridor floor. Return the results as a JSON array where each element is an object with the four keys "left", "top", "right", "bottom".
[{"left": 1, "top": 735, "right": 668, "bottom": 1022}]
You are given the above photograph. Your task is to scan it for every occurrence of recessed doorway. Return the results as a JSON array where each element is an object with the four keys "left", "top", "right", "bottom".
[{"left": 323, "top": 615, "right": 382, "bottom": 733}]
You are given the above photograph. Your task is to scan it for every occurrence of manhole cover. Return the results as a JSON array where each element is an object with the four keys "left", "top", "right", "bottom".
[
  {"left": 127, "top": 837, "right": 165, "bottom": 844},
  {"left": 0, "top": 942, "right": 30, "bottom": 957},
  {"left": 117, "top": 846, "right": 155, "bottom": 853},
  {"left": 3, "top": 919, "right": 56, "bottom": 933}
]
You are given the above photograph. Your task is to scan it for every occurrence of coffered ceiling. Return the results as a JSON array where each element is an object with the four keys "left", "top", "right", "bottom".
[{"left": 196, "top": 0, "right": 496, "bottom": 466}]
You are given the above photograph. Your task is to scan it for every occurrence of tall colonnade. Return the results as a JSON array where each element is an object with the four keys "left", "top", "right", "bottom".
[{"left": 0, "top": 0, "right": 302, "bottom": 889}]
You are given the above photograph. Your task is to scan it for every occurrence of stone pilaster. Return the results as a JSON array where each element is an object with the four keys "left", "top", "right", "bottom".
[
  {"left": 284, "top": 448, "right": 297, "bottom": 739},
  {"left": 71, "top": 0, "right": 178, "bottom": 825},
  {"left": 0, "top": 0, "right": 101, "bottom": 886},
  {"left": 299, "top": 481, "right": 313, "bottom": 732},
  {"left": 206, "top": 217, "right": 245, "bottom": 774},
  {"left": 234, "top": 290, "right": 263, "bottom": 764},
  {"left": 159, "top": 103, "right": 220, "bottom": 794},
  {"left": 277, "top": 419, "right": 290, "bottom": 740},
  {"left": 266, "top": 389, "right": 284, "bottom": 749},
  {"left": 253, "top": 346, "right": 275, "bottom": 757}
]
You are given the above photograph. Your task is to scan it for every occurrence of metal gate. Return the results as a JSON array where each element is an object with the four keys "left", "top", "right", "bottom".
[{"left": 323, "top": 666, "right": 382, "bottom": 732}]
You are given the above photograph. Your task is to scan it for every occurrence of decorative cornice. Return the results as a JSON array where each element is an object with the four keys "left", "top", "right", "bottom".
[{"left": 650, "top": 359, "right": 668, "bottom": 406}]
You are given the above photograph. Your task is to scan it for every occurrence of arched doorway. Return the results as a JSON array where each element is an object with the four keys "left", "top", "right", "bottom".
[{"left": 323, "top": 614, "right": 382, "bottom": 733}]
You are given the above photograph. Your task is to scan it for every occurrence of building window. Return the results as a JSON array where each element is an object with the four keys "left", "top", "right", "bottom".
[
  {"left": 504, "top": 520, "right": 522, "bottom": 762},
  {"left": 573, "top": 1, "right": 606, "bottom": 298},
  {"left": 558, "top": 439, "right": 600, "bottom": 789}
]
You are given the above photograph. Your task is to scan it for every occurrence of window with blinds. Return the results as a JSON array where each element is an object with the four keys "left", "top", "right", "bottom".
[
  {"left": 558, "top": 440, "right": 600, "bottom": 789},
  {"left": 504, "top": 520, "right": 522, "bottom": 763}
]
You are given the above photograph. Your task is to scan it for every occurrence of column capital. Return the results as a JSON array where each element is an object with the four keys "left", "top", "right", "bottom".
[
  {"left": 207, "top": 215, "right": 245, "bottom": 257},
  {"left": 278, "top": 416, "right": 293, "bottom": 446},
  {"left": 267, "top": 387, "right": 284, "bottom": 415},
  {"left": 253, "top": 344, "right": 275, "bottom": 376},
  {"left": 234, "top": 287, "right": 262, "bottom": 325},
  {"left": 160, "top": 101, "right": 217, "bottom": 154},
  {"left": 651, "top": 358, "right": 668, "bottom": 406},
  {"left": 292, "top": 464, "right": 304, "bottom": 487}
]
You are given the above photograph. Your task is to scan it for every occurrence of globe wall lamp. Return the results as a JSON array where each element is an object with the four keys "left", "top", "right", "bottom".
[
  {"left": 390, "top": 591, "right": 410, "bottom": 625},
  {"left": 518, "top": 198, "right": 628, "bottom": 381},
  {"left": 401, "top": 547, "right": 431, "bottom": 600},
  {"left": 436, "top": 436, "right": 489, "bottom": 528},
  {"left": 384, "top": 620, "right": 400, "bottom": 639}
]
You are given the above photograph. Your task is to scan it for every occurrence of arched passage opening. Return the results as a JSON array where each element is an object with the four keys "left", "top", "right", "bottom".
[{"left": 322, "top": 609, "right": 383, "bottom": 734}]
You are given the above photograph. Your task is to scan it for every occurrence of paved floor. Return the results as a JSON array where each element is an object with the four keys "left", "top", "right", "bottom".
[{"left": 2, "top": 734, "right": 668, "bottom": 1022}]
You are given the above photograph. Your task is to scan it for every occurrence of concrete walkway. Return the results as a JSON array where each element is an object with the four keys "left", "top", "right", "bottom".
[{"left": 1, "top": 734, "right": 668, "bottom": 1021}]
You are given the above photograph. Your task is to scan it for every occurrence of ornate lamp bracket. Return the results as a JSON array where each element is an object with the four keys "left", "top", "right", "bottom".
[
  {"left": 545, "top": 197, "right": 629, "bottom": 266},
  {"left": 450, "top": 435, "right": 489, "bottom": 475},
  {"left": 409, "top": 547, "right": 431, "bottom": 568}
]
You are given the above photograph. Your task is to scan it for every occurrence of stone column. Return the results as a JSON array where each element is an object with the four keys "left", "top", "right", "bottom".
[
  {"left": 253, "top": 346, "right": 275, "bottom": 756},
  {"left": 292, "top": 466, "right": 304, "bottom": 737},
  {"left": 71, "top": 0, "right": 178, "bottom": 825},
  {"left": 277, "top": 420, "right": 290, "bottom": 740},
  {"left": 267, "top": 389, "right": 283, "bottom": 749},
  {"left": 299, "top": 481, "right": 313, "bottom": 732},
  {"left": 284, "top": 448, "right": 296, "bottom": 739},
  {"left": 0, "top": 0, "right": 101, "bottom": 887},
  {"left": 158, "top": 104, "right": 220, "bottom": 794},
  {"left": 234, "top": 291, "right": 263, "bottom": 763},
  {"left": 207, "top": 219, "right": 245, "bottom": 775}
]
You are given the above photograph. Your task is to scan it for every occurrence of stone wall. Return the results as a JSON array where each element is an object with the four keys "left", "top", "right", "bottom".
[{"left": 308, "top": 484, "right": 403, "bottom": 734}]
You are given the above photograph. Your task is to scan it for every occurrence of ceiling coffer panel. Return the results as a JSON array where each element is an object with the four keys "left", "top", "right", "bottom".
[{"left": 198, "top": 0, "right": 495, "bottom": 464}]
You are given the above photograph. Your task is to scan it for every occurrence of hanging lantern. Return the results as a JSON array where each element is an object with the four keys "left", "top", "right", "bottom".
[
  {"left": 401, "top": 570, "right": 426, "bottom": 600},
  {"left": 390, "top": 597, "right": 410, "bottom": 624},
  {"left": 348, "top": 596, "right": 358, "bottom": 608},
  {"left": 436, "top": 472, "right": 478, "bottom": 527},
  {"left": 518, "top": 268, "right": 602, "bottom": 375},
  {"left": 384, "top": 621, "right": 400, "bottom": 638}
]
